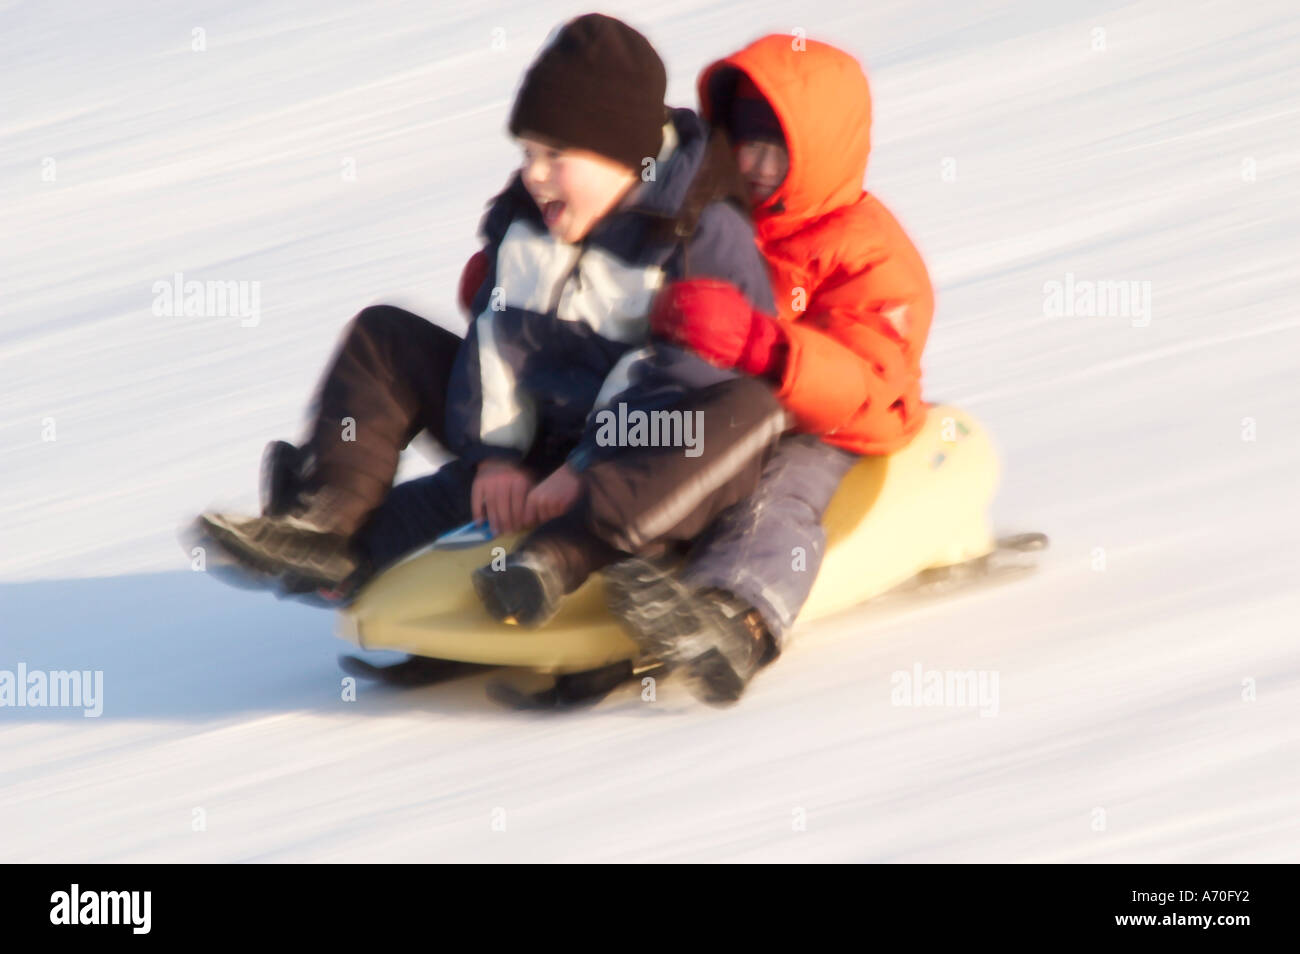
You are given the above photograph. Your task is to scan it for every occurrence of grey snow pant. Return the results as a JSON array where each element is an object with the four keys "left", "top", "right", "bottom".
[
  {"left": 679, "top": 434, "right": 859, "bottom": 651},
  {"left": 302, "top": 303, "right": 462, "bottom": 537}
]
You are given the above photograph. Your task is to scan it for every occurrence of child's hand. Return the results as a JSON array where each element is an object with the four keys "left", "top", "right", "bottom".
[
  {"left": 523, "top": 464, "right": 584, "bottom": 527},
  {"left": 472, "top": 459, "right": 535, "bottom": 535}
]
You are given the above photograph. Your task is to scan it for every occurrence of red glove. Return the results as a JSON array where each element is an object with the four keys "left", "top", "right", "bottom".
[
  {"left": 457, "top": 249, "right": 490, "bottom": 315},
  {"left": 649, "top": 279, "right": 786, "bottom": 378}
]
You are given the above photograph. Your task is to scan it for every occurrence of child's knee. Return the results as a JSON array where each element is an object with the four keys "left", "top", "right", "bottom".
[{"left": 352, "top": 303, "right": 424, "bottom": 339}]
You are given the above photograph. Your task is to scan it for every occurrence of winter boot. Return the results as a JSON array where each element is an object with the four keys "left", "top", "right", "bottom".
[
  {"left": 194, "top": 485, "right": 365, "bottom": 597},
  {"left": 603, "top": 558, "right": 774, "bottom": 706},
  {"left": 260, "top": 439, "right": 310, "bottom": 517},
  {"left": 473, "top": 509, "right": 628, "bottom": 628},
  {"left": 472, "top": 548, "right": 567, "bottom": 628}
]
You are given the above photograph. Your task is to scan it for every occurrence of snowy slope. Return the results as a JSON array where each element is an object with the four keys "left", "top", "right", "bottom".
[{"left": 2, "top": 0, "right": 1297, "bottom": 861}]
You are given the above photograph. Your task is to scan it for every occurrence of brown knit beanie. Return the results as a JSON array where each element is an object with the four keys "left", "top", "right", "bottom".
[{"left": 508, "top": 14, "right": 667, "bottom": 171}]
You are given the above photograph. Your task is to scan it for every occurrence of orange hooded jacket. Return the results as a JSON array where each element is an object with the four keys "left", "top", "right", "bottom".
[{"left": 699, "top": 37, "right": 934, "bottom": 454}]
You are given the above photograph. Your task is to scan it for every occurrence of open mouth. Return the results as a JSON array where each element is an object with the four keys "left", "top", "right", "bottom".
[{"left": 540, "top": 199, "right": 566, "bottom": 228}]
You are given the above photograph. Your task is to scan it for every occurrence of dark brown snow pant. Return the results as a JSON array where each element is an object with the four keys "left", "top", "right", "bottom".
[
  {"left": 301, "top": 304, "right": 461, "bottom": 536},
  {"left": 522, "top": 376, "right": 791, "bottom": 591}
]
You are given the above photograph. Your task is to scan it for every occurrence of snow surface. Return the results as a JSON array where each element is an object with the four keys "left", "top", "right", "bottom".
[{"left": 2, "top": 0, "right": 1298, "bottom": 862}]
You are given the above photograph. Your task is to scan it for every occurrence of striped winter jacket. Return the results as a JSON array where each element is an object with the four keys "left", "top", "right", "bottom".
[{"left": 446, "top": 107, "right": 775, "bottom": 471}]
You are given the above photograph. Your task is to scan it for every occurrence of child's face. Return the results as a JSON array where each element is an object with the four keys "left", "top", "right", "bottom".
[
  {"left": 735, "top": 140, "right": 789, "bottom": 205},
  {"left": 517, "top": 135, "right": 637, "bottom": 244}
]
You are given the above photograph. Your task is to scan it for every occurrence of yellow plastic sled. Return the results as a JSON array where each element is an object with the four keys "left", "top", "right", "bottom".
[{"left": 337, "top": 404, "right": 1012, "bottom": 673}]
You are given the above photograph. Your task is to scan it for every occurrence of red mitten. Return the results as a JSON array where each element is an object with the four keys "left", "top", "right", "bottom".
[
  {"left": 649, "top": 279, "right": 786, "bottom": 376},
  {"left": 457, "top": 249, "right": 490, "bottom": 315}
]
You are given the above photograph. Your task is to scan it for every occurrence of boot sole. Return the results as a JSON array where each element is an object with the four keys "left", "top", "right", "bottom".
[
  {"left": 472, "top": 563, "right": 559, "bottom": 628},
  {"left": 682, "top": 648, "right": 747, "bottom": 707}
]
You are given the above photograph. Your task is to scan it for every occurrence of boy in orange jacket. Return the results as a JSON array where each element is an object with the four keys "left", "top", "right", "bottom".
[{"left": 603, "top": 34, "right": 935, "bottom": 703}]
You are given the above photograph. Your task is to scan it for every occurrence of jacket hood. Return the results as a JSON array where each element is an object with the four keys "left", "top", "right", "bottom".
[{"left": 699, "top": 36, "right": 871, "bottom": 232}]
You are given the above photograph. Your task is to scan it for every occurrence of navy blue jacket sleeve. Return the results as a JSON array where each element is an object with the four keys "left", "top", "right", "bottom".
[
  {"left": 444, "top": 211, "right": 537, "bottom": 468},
  {"left": 680, "top": 201, "right": 776, "bottom": 313}
]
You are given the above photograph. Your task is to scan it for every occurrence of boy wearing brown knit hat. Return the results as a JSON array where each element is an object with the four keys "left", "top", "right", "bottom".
[{"left": 195, "top": 15, "right": 784, "bottom": 632}]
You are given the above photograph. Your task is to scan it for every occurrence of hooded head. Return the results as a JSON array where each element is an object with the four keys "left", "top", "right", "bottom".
[{"left": 699, "top": 35, "right": 871, "bottom": 234}]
